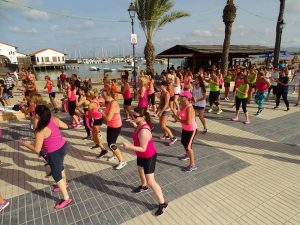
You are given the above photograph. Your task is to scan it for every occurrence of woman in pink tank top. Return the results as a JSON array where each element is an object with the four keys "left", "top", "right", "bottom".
[
  {"left": 138, "top": 77, "right": 148, "bottom": 110},
  {"left": 121, "top": 74, "right": 134, "bottom": 121},
  {"left": 102, "top": 89, "right": 127, "bottom": 170},
  {"left": 254, "top": 72, "right": 270, "bottom": 116},
  {"left": 174, "top": 91, "right": 198, "bottom": 172},
  {"left": 122, "top": 107, "right": 168, "bottom": 216},
  {"left": 87, "top": 89, "right": 107, "bottom": 158},
  {"left": 67, "top": 82, "right": 80, "bottom": 128},
  {"left": 20, "top": 105, "right": 72, "bottom": 209}
]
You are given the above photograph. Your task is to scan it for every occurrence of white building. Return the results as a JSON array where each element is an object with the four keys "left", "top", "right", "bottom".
[
  {"left": 30, "top": 48, "right": 66, "bottom": 65},
  {"left": 0, "top": 41, "right": 18, "bottom": 64}
]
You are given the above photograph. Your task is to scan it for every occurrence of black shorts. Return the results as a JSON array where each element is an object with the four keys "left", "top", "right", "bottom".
[
  {"left": 148, "top": 93, "right": 155, "bottom": 105},
  {"left": 224, "top": 82, "right": 230, "bottom": 88},
  {"left": 49, "top": 92, "right": 55, "bottom": 98},
  {"left": 209, "top": 90, "right": 220, "bottom": 104},
  {"left": 170, "top": 96, "right": 175, "bottom": 102},
  {"left": 137, "top": 153, "right": 157, "bottom": 174},
  {"left": 107, "top": 126, "right": 121, "bottom": 147},
  {"left": 68, "top": 101, "right": 76, "bottom": 116},
  {"left": 47, "top": 142, "right": 67, "bottom": 182},
  {"left": 193, "top": 105, "right": 205, "bottom": 110},
  {"left": 123, "top": 97, "right": 132, "bottom": 106},
  {"left": 93, "top": 118, "right": 103, "bottom": 126},
  {"left": 181, "top": 129, "right": 197, "bottom": 151}
]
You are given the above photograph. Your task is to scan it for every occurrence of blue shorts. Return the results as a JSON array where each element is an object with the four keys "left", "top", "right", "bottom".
[
  {"left": 2, "top": 92, "right": 9, "bottom": 100},
  {"left": 47, "top": 142, "right": 67, "bottom": 182},
  {"left": 193, "top": 105, "right": 205, "bottom": 110}
]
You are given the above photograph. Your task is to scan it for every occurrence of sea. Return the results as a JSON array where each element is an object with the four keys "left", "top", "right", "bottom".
[{"left": 36, "top": 59, "right": 183, "bottom": 81}]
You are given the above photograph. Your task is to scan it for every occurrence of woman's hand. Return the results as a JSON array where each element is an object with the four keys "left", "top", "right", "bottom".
[
  {"left": 19, "top": 139, "right": 29, "bottom": 147},
  {"left": 121, "top": 142, "right": 130, "bottom": 150}
]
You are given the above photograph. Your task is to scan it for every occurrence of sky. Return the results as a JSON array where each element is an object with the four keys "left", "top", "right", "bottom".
[{"left": 0, "top": 0, "right": 300, "bottom": 58}]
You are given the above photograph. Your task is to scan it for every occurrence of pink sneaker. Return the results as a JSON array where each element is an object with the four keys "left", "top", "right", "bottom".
[
  {"left": 243, "top": 120, "right": 250, "bottom": 124},
  {"left": 52, "top": 184, "right": 69, "bottom": 193},
  {"left": 55, "top": 198, "right": 73, "bottom": 209},
  {"left": 231, "top": 116, "right": 239, "bottom": 121}
]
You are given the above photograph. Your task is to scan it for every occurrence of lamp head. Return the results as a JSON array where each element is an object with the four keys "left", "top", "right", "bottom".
[{"left": 128, "top": 2, "right": 136, "bottom": 19}]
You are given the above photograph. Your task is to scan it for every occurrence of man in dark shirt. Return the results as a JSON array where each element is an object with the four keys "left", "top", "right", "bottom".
[
  {"left": 72, "top": 74, "right": 81, "bottom": 95},
  {"left": 59, "top": 71, "right": 67, "bottom": 91},
  {"left": 274, "top": 69, "right": 289, "bottom": 111}
]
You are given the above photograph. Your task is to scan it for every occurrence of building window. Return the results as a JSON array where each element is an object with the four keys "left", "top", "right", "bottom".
[
  {"left": 62, "top": 56, "right": 65, "bottom": 61},
  {"left": 52, "top": 56, "right": 57, "bottom": 62},
  {"left": 41, "top": 57, "right": 44, "bottom": 62},
  {"left": 58, "top": 57, "right": 60, "bottom": 61},
  {"left": 45, "top": 57, "right": 50, "bottom": 62},
  {"left": 36, "top": 57, "right": 39, "bottom": 62}
]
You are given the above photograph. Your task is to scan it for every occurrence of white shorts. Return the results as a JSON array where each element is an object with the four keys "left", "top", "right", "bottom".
[{"left": 174, "top": 86, "right": 181, "bottom": 95}]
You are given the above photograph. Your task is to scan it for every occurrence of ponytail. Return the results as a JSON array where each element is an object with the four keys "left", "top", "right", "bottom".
[{"left": 134, "top": 106, "right": 152, "bottom": 127}]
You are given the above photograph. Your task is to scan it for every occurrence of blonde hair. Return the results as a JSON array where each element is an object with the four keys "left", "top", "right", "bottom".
[
  {"left": 30, "top": 93, "right": 45, "bottom": 105},
  {"left": 139, "top": 76, "right": 148, "bottom": 86},
  {"left": 87, "top": 89, "right": 98, "bottom": 99}
]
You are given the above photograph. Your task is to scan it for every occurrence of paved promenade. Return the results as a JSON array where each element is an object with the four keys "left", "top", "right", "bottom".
[{"left": 1, "top": 93, "right": 300, "bottom": 225}]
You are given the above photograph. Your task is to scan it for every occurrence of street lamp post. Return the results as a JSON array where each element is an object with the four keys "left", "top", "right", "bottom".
[{"left": 128, "top": 2, "right": 137, "bottom": 100}]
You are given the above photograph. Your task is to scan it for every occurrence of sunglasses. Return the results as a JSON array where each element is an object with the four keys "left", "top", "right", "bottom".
[{"left": 133, "top": 114, "right": 143, "bottom": 119}]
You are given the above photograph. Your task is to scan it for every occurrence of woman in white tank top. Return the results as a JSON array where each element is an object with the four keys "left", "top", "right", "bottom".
[
  {"left": 292, "top": 64, "right": 300, "bottom": 106},
  {"left": 192, "top": 76, "right": 207, "bottom": 133}
]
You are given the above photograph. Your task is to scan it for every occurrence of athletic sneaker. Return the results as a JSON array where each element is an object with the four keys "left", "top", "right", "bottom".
[
  {"left": 243, "top": 120, "right": 250, "bottom": 125},
  {"left": 231, "top": 116, "right": 239, "bottom": 121},
  {"left": 208, "top": 108, "right": 213, "bottom": 113},
  {"left": 179, "top": 155, "right": 189, "bottom": 161},
  {"left": 155, "top": 202, "right": 168, "bottom": 216},
  {"left": 108, "top": 156, "right": 116, "bottom": 161},
  {"left": 202, "top": 128, "right": 208, "bottom": 134},
  {"left": 115, "top": 161, "right": 127, "bottom": 170},
  {"left": 185, "top": 165, "right": 198, "bottom": 172},
  {"left": 160, "top": 135, "right": 170, "bottom": 140},
  {"left": 133, "top": 185, "right": 149, "bottom": 193},
  {"left": 295, "top": 103, "right": 299, "bottom": 107},
  {"left": 55, "top": 199, "right": 73, "bottom": 209},
  {"left": 73, "top": 124, "right": 81, "bottom": 129},
  {"left": 82, "top": 135, "right": 91, "bottom": 140},
  {"left": 91, "top": 144, "right": 99, "bottom": 149},
  {"left": 224, "top": 97, "right": 230, "bottom": 101},
  {"left": 255, "top": 109, "right": 263, "bottom": 116},
  {"left": 273, "top": 106, "right": 279, "bottom": 109},
  {"left": 0, "top": 199, "right": 9, "bottom": 212},
  {"left": 96, "top": 150, "right": 108, "bottom": 158},
  {"left": 217, "top": 110, "right": 223, "bottom": 115},
  {"left": 125, "top": 118, "right": 131, "bottom": 122},
  {"left": 52, "top": 184, "right": 69, "bottom": 193},
  {"left": 169, "top": 137, "right": 177, "bottom": 146}
]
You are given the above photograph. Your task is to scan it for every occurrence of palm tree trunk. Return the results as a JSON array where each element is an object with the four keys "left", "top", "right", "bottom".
[
  {"left": 221, "top": 23, "right": 233, "bottom": 77},
  {"left": 273, "top": 0, "right": 286, "bottom": 68},
  {"left": 144, "top": 40, "right": 155, "bottom": 75}
]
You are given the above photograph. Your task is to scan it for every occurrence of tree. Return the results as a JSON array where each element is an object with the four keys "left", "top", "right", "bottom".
[
  {"left": 135, "top": 0, "right": 189, "bottom": 75},
  {"left": 221, "top": 0, "right": 236, "bottom": 77},
  {"left": 273, "top": 0, "right": 286, "bottom": 68}
]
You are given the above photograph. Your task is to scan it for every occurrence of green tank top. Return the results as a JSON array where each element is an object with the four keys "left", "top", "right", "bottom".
[
  {"left": 209, "top": 79, "right": 220, "bottom": 92},
  {"left": 248, "top": 73, "right": 256, "bottom": 84},
  {"left": 237, "top": 83, "right": 248, "bottom": 99},
  {"left": 225, "top": 75, "right": 231, "bottom": 83}
]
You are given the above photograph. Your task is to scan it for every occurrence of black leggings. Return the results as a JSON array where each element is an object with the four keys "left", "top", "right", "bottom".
[
  {"left": 276, "top": 92, "right": 289, "bottom": 108},
  {"left": 107, "top": 126, "right": 121, "bottom": 150},
  {"left": 236, "top": 97, "right": 248, "bottom": 113},
  {"left": 83, "top": 115, "right": 91, "bottom": 136}
]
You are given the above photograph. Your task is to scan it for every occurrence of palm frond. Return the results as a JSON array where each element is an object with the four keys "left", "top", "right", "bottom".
[{"left": 156, "top": 11, "right": 190, "bottom": 31}]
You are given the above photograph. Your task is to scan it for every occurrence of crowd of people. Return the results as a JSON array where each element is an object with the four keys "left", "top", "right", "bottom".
[{"left": 0, "top": 62, "right": 299, "bottom": 215}]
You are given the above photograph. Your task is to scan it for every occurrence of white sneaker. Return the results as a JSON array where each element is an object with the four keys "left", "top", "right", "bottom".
[
  {"left": 115, "top": 161, "right": 127, "bottom": 170},
  {"left": 108, "top": 156, "right": 116, "bottom": 162}
]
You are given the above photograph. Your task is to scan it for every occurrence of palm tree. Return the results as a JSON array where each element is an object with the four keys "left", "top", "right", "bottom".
[
  {"left": 221, "top": 0, "right": 236, "bottom": 78},
  {"left": 135, "top": 0, "right": 189, "bottom": 75},
  {"left": 273, "top": 0, "right": 286, "bottom": 68}
]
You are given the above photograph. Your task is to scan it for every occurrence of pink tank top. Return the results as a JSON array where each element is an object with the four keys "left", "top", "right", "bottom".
[
  {"left": 91, "top": 100, "right": 102, "bottom": 120},
  {"left": 180, "top": 104, "right": 197, "bottom": 131},
  {"left": 256, "top": 79, "right": 268, "bottom": 92},
  {"left": 133, "top": 123, "right": 156, "bottom": 158},
  {"left": 68, "top": 89, "right": 76, "bottom": 101},
  {"left": 138, "top": 87, "right": 148, "bottom": 108},
  {"left": 42, "top": 118, "right": 66, "bottom": 154},
  {"left": 147, "top": 81, "right": 155, "bottom": 95},
  {"left": 235, "top": 78, "right": 242, "bottom": 88},
  {"left": 123, "top": 82, "right": 132, "bottom": 99},
  {"left": 105, "top": 101, "right": 122, "bottom": 128}
]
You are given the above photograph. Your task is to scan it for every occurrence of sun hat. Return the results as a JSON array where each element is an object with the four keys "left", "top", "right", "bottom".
[{"left": 179, "top": 90, "right": 192, "bottom": 99}]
